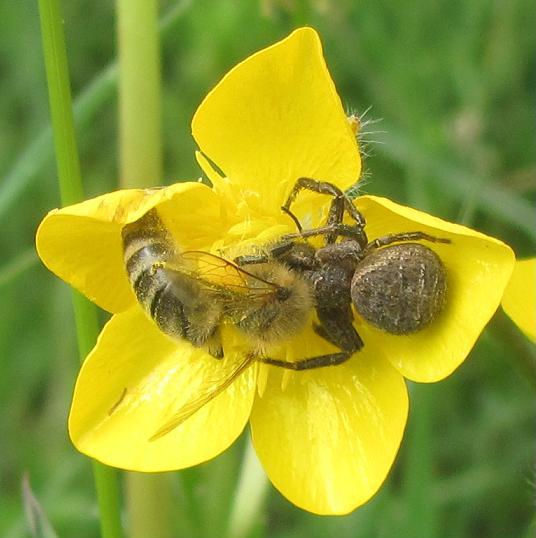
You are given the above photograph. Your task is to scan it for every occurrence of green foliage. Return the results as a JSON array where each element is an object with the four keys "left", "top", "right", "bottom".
[{"left": 0, "top": 0, "right": 534, "bottom": 537}]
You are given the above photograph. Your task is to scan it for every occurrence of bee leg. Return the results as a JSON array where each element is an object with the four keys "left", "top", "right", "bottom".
[
  {"left": 207, "top": 330, "right": 224, "bottom": 359},
  {"left": 234, "top": 253, "right": 270, "bottom": 265},
  {"left": 364, "top": 231, "right": 451, "bottom": 256},
  {"left": 257, "top": 352, "right": 351, "bottom": 370}
]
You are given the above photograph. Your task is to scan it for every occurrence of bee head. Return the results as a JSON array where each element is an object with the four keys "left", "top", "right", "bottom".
[{"left": 275, "top": 286, "right": 291, "bottom": 302}]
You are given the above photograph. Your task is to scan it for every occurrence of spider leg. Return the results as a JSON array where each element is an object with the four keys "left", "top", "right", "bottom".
[
  {"left": 257, "top": 352, "right": 351, "bottom": 370},
  {"left": 282, "top": 177, "right": 366, "bottom": 244},
  {"left": 364, "top": 231, "right": 451, "bottom": 255},
  {"left": 315, "top": 306, "right": 364, "bottom": 353},
  {"left": 257, "top": 305, "right": 363, "bottom": 371},
  {"left": 282, "top": 177, "right": 345, "bottom": 210},
  {"left": 283, "top": 223, "right": 364, "bottom": 242},
  {"left": 234, "top": 241, "right": 295, "bottom": 266},
  {"left": 281, "top": 205, "right": 303, "bottom": 232}
]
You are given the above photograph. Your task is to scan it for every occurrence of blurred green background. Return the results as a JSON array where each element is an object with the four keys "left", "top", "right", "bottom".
[{"left": 1, "top": 0, "right": 535, "bottom": 537}]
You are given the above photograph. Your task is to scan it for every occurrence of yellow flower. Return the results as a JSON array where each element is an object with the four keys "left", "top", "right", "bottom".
[
  {"left": 36, "top": 28, "right": 515, "bottom": 514},
  {"left": 501, "top": 258, "right": 536, "bottom": 342}
]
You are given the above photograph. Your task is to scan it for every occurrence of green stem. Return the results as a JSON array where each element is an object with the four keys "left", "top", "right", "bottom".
[
  {"left": 38, "top": 0, "right": 83, "bottom": 204},
  {"left": 117, "top": 0, "right": 162, "bottom": 186},
  {"left": 226, "top": 436, "right": 269, "bottom": 538},
  {"left": 115, "top": 1, "right": 175, "bottom": 536},
  {"left": 37, "top": 1, "right": 124, "bottom": 537},
  {"left": 92, "top": 463, "right": 124, "bottom": 538},
  {"left": 403, "top": 384, "right": 438, "bottom": 538},
  {"left": 125, "top": 474, "right": 175, "bottom": 538}
]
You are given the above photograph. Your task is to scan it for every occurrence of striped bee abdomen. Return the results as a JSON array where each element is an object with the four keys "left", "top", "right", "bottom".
[
  {"left": 122, "top": 209, "right": 191, "bottom": 340},
  {"left": 121, "top": 209, "right": 224, "bottom": 356}
]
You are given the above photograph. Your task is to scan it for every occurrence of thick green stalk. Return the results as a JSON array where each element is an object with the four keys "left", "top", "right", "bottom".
[
  {"left": 117, "top": 0, "right": 162, "bottom": 185},
  {"left": 227, "top": 437, "right": 269, "bottom": 538},
  {"left": 116, "top": 1, "right": 174, "bottom": 537},
  {"left": 125, "top": 474, "right": 175, "bottom": 538},
  {"left": 37, "top": 1, "right": 124, "bottom": 537}
]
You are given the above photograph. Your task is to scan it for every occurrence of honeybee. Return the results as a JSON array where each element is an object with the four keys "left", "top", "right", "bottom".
[
  {"left": 121, "top": 209, "right": 315, "bottom": 437},
  {"left": 122, "top": 209, "right": 313, "bottom": 358},
  {"left": 121, "top": 178, "right": 449, "bottom": 438}
]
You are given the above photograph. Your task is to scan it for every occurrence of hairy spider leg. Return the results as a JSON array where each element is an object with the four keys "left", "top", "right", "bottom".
[
  {"left": 282, "top": 177, "right": 367, "bottom": 245},
  {"left": 363, "top": 231, "right": 451, "bottom": 256}
]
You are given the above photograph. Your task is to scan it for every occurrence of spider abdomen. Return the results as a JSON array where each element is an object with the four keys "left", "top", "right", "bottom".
[{"left": 351, "top": 243, "right": 447, "bottom": 334}]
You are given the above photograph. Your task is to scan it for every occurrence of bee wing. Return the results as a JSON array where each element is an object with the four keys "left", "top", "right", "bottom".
[
  {"left": 179, "top": 250, "right": 278, "bottom": 295},
  {"left": 149, "top": 354, "right": 255, "bottom": 441}
]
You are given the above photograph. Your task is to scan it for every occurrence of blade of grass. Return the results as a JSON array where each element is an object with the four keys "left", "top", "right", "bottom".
[
  {"left": 37, "top": 0, "right": 124, "bottom": 537},
  {"left": 0, "top": 0, "right": 191, "bottom": 218},
  {"left": 0, "top": 62, "right": 114, "bottom": 217},
  {"left": 0, "top": 248, "right": 38, "bottom": 289}
]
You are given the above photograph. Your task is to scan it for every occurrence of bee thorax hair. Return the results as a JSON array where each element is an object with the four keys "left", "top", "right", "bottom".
[{"left": 235, "top": 262, "right": 313, "bottom": 346}]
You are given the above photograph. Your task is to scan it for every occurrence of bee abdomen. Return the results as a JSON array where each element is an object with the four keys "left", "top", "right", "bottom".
[
  {"left": 127, "top": 243, "right": 170, "bottom": 300},
  {"left": 122, "top": 210, "right": 188, "bottom": 340},
  {"left": 150, "top": 281, "right": 190, "bottom": 339}
]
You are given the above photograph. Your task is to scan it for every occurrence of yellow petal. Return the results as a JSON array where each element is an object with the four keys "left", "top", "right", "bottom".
[
  {"left": 192, "top": 28, "right": 360, "bottom": 217},
  {"left": 250, "top": 353, "right": 408, "bottom": 514},
  {"left": 355, "top": 195, "right": 516, "bottom": 382},
  {"left": 36, "top": 182, "right": 221, "bottom": 313},
  {"left": 69, "top": 307, "right": 256, "bottom": 471},
  {"left": 501, "top": 258, "right": 536, "bottom": 342}
]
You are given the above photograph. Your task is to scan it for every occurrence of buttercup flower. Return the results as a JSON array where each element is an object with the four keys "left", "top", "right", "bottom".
[
  {"left": 36, "top": 28, "right": 515, "bottom": 514},
  {"left": 502, "top": 258, "right": 536, "bottom": 342}
]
